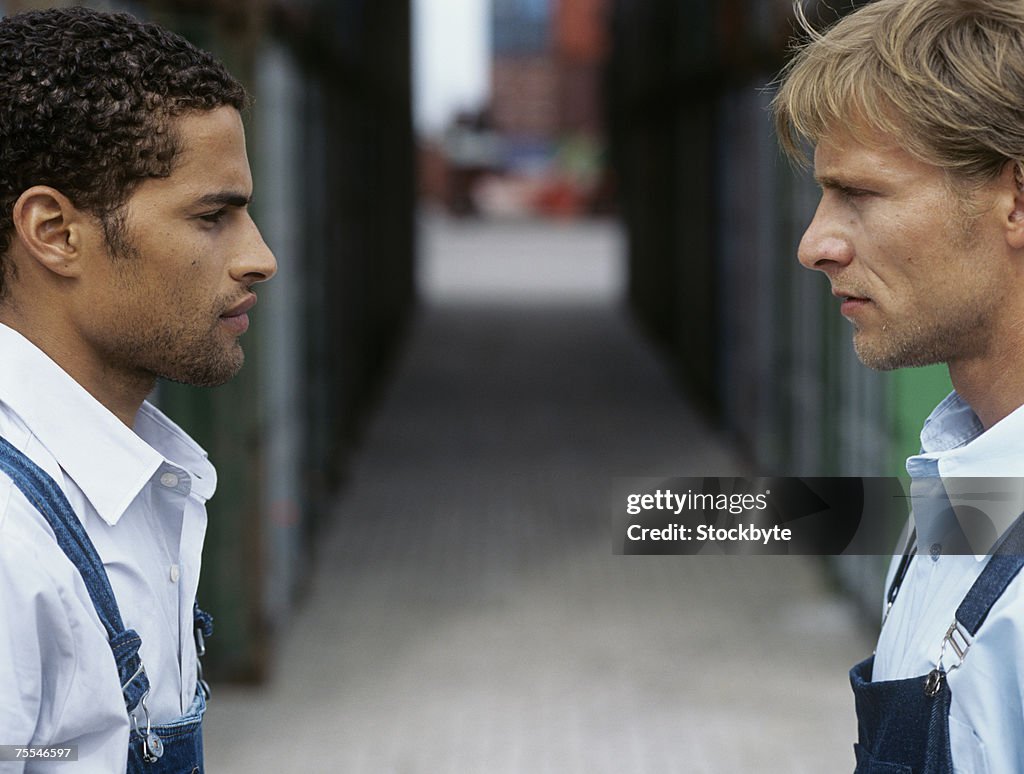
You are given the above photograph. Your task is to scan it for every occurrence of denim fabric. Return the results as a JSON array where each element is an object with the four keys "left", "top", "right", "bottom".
[
  {"left": 0, "top": 434, "right": 210, "bottom": 773},
  {"left": 126, "top": 689, "right": 206, "bottom": 774},
  {"left": 850, "top": 656, "right": 952, "bottom": 774},
  {"left": 956, "top": 515, "right": 1024, "bottom": 635},
  {"left": 852, "top": 514, "right": 1024, "bottom": 773}
]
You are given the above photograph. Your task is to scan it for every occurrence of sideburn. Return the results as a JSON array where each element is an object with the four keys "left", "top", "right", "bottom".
[{"left": 100, "top": 206, "right": 141, "bottom": 262}]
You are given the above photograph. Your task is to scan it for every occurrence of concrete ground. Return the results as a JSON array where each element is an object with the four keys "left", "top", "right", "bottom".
[{"left": 202, "top": 214, "right": 874, "bottom": 773}]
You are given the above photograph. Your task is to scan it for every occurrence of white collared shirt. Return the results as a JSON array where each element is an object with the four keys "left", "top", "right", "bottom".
[
  {"left": 875, "top": 391, "right": 1024, "bottom": 773},
  {"left": 0, "top": 323, "right": 216, "bottom": 773}
]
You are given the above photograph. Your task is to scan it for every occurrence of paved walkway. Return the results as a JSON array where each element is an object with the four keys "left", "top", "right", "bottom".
[{"left": 203, "top": 214, "right": 874, "bottom": 773}]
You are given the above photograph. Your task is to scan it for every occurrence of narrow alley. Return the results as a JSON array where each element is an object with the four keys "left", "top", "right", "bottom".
[{"left": 203, "top": 214, "right": 872, "bottom": 773}]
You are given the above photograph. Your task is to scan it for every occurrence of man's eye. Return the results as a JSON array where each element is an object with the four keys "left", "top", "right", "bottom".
[
  {"left": 199, "top": 210, "right": 226, "bottom": 224},
  {"left": 839, "top": 186, "right": 872, "bottom": 199}
]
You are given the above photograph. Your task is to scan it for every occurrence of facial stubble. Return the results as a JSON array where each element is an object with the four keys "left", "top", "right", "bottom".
[
  {"left": 851, "top": 207, "right": 1001, "bottom": 371},
  {"left": 104, "top": 221, "right": 246, "bottom": 389}
]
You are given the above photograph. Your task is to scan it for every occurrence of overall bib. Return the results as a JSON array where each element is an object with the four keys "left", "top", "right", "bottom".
[
  {"left": 0, "top": 435, "right": 212, "bottom": 774},
  {"left": 850, "top": 516, "right": 1024, "bottom": 773}
]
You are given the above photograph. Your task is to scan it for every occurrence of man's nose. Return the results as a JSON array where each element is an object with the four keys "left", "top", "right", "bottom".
[
  {"left": 797, "top": 202, "right": 853, "bottom": 272},
  {"left": 231, "top": 217, "right": 277, "bottom": 284}
]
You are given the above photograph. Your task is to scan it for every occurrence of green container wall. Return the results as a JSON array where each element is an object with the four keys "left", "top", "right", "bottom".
[{"left": 890, "top": 366, "right": 954, "bottom": 473}]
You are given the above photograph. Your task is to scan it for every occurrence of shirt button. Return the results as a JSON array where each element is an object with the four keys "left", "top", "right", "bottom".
[
  {"left": 169, "top": 565, "right": 180, "bottom": 583},
  {"left": 160, "top": 472, "right": 179, "bottom": 488}
]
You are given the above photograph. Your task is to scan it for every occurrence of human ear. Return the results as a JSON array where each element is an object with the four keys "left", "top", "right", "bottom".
[
  {"left": 1004, "top": 161, "right": 1024, "bottom": 250},
  {"left": 11, "top": 186, "right": 85, "bottom": 278}
]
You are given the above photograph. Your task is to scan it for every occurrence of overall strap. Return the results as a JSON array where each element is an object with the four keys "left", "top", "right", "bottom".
[
  {"left": 193, "top": 601, "right": 213, "bottom": 700},
  {"left": 883, "top": 527, "right": 917, "bottom": 626},
  {"left": 0, "top": 434, "right": 151, "bottom": 712},
  {"left": 956, "top": 512, "right": 1024, "bottom": 636}
]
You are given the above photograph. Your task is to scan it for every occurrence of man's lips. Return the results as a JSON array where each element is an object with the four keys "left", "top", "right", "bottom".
[
  {"left": 832, "top": 290, "right": 871, "bottom": 316},
  {"left": 220, "top": 294, "right": 256, "bottom": 333},
  {"left": 222, "top": 294, "right": 257, "bottom": 318}
]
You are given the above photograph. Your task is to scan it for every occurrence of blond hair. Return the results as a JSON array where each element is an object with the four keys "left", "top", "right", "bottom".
[{"left": 772, "top": 0, "right": 1024, "bottom": 184}]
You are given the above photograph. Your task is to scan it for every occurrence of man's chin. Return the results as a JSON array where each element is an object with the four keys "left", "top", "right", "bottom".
[
  {"left": 158, "top": 348, "right": 245, "bottom": 388},
  {"left": 853, "top": 334, "right": 943, "bottom": 371}
]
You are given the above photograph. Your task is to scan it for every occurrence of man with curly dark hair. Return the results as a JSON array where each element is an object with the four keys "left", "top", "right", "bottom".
[{"left": 0, "top": 7, "right": 276, "bottom": 772}]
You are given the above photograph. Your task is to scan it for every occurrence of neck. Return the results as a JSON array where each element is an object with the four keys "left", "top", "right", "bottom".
[
  {"left": 0, "top": 308, "right": 152, "bottom": 428},
  {"left": 949, "top": 345, "right": 1024, "bottom": 430}
]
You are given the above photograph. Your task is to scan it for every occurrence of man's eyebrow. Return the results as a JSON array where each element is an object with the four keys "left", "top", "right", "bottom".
[
  {"left": 192, "top": 191, "right": 252, "bottom": 208},
  {"left": 814, "top": 171, "right": 882, "bottom": 190},
  {"left": 814, "top": 175, "right": 851, "bottom": 189}
]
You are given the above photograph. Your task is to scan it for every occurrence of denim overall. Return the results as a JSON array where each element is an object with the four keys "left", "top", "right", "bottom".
[
  {"left": 0, "top": 435, "right": 212, "bottom": 774},
  {"left": 850, "top": 516, "right": 1024, "bottom": 773}
]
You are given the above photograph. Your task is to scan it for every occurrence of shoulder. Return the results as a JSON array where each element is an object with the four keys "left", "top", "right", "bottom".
[
  {"left": 0, "top": 411, "right": 69, "bottom": 555},
  {"left": 0, "top": 494, "right": 79, "bottom": 745},
  {"left": 0, "top": 410, "right": 108, "bottom": 640},
  {"left": 0, "top": 512, "right": 76, "bottom": 655},
  {"left": 0, "top": 408, "right": 101, "bottom": 675},
  {"left": 0, "top": 430, "right": 127, "bottom": 752},
  {"left": 0, "top": 435, "right": 88, "bottom": 648},
  {"left": 0, "top": 402, "right": 69, "bottom": 508},
  {"left": 0, "top": 419, "right": 56, "bottom": 550}
]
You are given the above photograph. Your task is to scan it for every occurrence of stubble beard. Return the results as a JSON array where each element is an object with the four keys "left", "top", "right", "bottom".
[
  {"left": 852, "top": 201, "right": 1001, "bottom": 371},
  {"left": 146, "top": 313, "right": 245, "bottom": 388},
  {"left": 851, "top": 297, "right": 996, "bottom": 371},
  {"left": 104, "top": 222, "right": 247, "bottom": 389},
  {"left": 105, "top": 297, "right": 247, "bottom": 389}
]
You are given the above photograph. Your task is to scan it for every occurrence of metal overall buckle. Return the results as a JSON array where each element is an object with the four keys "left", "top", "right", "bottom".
[
  {"left": 941, "top": 619, "right": 971, "bottom": 664},
  {"left": 926, "top": 619, "right": 972, "bottom": 697},
  {"left": 130, "top": 689, "right": 164, "bottom": 763}
]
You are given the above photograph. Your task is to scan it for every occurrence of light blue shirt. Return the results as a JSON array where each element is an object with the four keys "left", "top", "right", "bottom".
[{"left": 874, "top": 391, "right": 1024, "bottom": 774}]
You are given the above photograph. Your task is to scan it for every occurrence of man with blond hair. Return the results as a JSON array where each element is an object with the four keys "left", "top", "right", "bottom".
[{"left": 773, "top": 0, "right": 1024, "bottom": 771}]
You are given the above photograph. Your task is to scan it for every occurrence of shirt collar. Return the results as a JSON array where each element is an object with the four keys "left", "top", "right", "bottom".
[
  {"left": 916, "top": 391, "right": 985, "bottom": 459},
  {"left": 907, "top": 390, "right": 1024, "bottom": 559},
  {"left": 0, "top": 323, "right": 216, "bottom": 525}
]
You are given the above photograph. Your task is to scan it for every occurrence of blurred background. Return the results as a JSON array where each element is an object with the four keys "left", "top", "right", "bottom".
[{"left": 4, "top": 0, "right": 956, "bottom": 770}]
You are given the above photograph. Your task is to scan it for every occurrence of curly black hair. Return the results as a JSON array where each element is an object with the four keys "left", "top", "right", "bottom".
[{"left": 0, "top": 6, "right": 248, "bottom": 297}]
